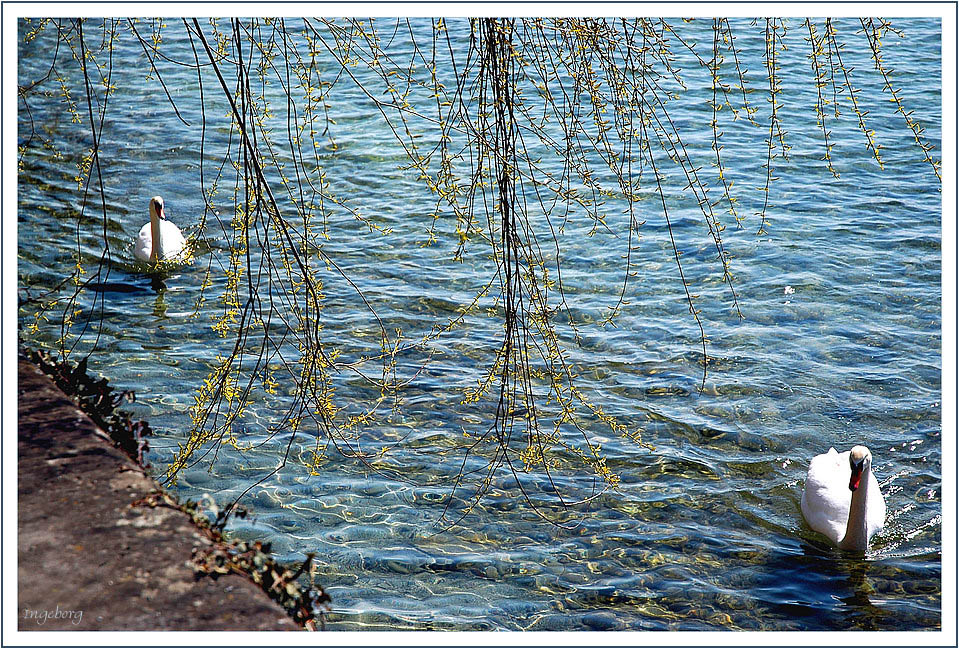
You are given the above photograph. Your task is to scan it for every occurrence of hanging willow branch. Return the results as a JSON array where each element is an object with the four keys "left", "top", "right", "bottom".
[{"left": 18, "top": 17, "right": 942, "bottom": 527}]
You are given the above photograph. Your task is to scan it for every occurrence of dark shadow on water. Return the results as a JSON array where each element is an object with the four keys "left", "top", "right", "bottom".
[
  {"left": 86, "top": 271, "right": 170, "bottom": 318},
  {"left": 149, "top": 274, "right": 167, "bottom": 293},
  {"left": 752, "top": 536, "right": 929, "bottom": 630},
  {"left": 86, "top": 271, "right": 167, "bottom": 295},
  {"left": 87, "top": 280, "right": 153, "bottom": 294}
]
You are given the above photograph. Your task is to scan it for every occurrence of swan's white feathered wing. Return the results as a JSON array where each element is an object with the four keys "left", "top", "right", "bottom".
[
  {"left": 134, "top": 222, "right": 153, "bottom": 262},
  {"left": 801, "top": 448, "right": 849, "bottom": 544},
  {"left": 155, "top": 219, "right": 186, "bottom": 260}
]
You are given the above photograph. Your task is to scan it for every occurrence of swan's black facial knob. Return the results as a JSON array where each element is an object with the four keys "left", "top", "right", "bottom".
[{"left": 848, "top": 458, "right": 864, "bottom": 491}]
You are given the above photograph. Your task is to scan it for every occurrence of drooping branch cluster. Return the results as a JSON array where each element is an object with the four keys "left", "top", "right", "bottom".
[{"left": 17, "top": 17, "right": 942, "bottom": 526}]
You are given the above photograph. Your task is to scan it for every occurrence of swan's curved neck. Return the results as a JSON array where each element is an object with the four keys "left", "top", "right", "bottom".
[
  {"left": 839, "top": 463, "right": 871, "bottom": 551},
  {"left": 150, "top": 210, "right": 161, "bottom": 263}
]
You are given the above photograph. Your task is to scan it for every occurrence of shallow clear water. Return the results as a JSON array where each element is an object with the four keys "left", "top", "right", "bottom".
[{"left": 18, "top": 18, "right": 940, "bottom": 631}]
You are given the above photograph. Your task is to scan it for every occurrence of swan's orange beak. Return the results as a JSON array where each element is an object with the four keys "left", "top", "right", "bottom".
[
  {"left": 158, "top": 206, "right": 166, "bottom": 220},
  {"left": 849, "top": 462, "right": 864, "bottom": 491}
]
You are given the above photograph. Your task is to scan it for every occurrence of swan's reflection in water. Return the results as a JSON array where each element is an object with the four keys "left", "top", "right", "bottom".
[
  {"left": 781, "top": 537, "right": 897, "bottom": 629},
  {"left": 150, "top": 274, "right": 167, "bottom": 318},
  {"left": 149, "top": 274, "right": 166, "bottom": 294},
  {"left": 836, "top": 555, "right": 893, "bottom": 628},
  {"left": 841, "top": 559, "right": 875, "bottom": 605}
]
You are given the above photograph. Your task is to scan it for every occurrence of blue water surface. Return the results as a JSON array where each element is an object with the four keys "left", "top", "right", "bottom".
[{"left": 17, "top": 18, "right": 941, "bottom": 631}]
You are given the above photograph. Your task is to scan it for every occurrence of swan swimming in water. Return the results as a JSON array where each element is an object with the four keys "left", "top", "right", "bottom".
[
  {"left": 800, "top": 445, "right": 886, "bottom": 551},
  {"left": 134, "top": 196, "right": 186, "bottom": 263}
]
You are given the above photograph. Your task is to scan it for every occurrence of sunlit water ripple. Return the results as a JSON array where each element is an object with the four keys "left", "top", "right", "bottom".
[{"left": 18, "top": 18, "right": 940, "bottom": 630}]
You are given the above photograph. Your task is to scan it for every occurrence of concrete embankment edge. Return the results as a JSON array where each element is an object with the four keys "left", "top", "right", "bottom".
[{"left": 17, "top": 356, "right": 299, "bottom": 631}]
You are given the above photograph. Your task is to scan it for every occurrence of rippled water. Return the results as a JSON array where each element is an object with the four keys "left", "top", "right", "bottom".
[{"left": 17, "top": 18, "right": 941, "bottom": 631}]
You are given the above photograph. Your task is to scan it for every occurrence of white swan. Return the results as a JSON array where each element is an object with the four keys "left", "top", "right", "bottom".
[
  {"left": 800, "top": 445, "right": 886, "bottom": 551},
  {"left": 134, "top": 196, "right": 186, "bottom": 263}
]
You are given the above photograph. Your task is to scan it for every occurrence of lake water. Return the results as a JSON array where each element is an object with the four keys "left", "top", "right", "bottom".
[{"left": 17, "top": 18, "right": 941, "bottom": 631}]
